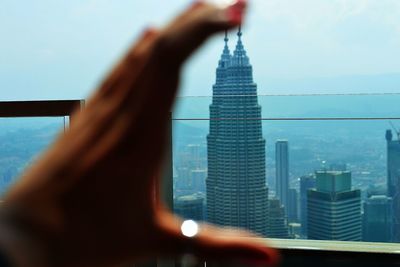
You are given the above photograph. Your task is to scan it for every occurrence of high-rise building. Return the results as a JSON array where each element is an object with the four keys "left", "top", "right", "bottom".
[
  {"left": 288, "top": 223, "right": 302, "bottom": 239},
  {"left": 386, "top": 129, "right": 400, "bottom": 242},
  {"left": 174, "top": 194, "right": 205, "bottom": 221},
  {"left": 329, "top": 163, "right": 347, "bottom": 172},
  {"left": 287, "top": 188, "right": 298, "bottom": 223},
  {"left": 300, "top": 174, "right": 316, "bottom": 237},
  {"left": 363, "top": 195, "right": 392, "bottom": 242},
  {"left": 276, "top": 140, "right": 289, "bottom": 214},
  {"left": 267, "top": 199, "right": 290, "bottom": 239},
  {"left": 307, "top": 171, "right": 362, "bottom": 241},
  {"left": 191, "top": 169, "right": 207, "bottom": 193},
  {"left": 206, "top": 30, "right": 269, "bottom": 236}
]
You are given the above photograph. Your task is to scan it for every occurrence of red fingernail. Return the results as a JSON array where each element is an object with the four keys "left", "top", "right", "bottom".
[{"left": 226, "top": 0, "right": 247, "bottom": 25}]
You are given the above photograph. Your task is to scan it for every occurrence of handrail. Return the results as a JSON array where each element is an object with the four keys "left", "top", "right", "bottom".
[{"left": 0, "top": 100, "right": 84, "bottom": 118}]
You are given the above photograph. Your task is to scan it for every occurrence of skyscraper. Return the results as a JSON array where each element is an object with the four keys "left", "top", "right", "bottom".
[
  {"left": 307, "top": 171, "right": 362, "bottom": 241},
  {"left": 386, "top": 129, "right": 400, "bottom": 242},
  {"left": 287, "top": 188, "right": 298, "bottom": 223},
  {"left": 300, "top": 174, "right": 316, "bottom": 237},
  {"left": 363, "top": 195, "right": 392, "bottom": 242},
  {"left": 266, "top": 199, "right": 289, "bottom": 239},
  {"left": 174, "top": 194, "right": 205, "bottom": 221},
  {"left": 206, "top": 30, "right": 269, "bottom": 235},
  {"left": 276, "top": 140, "right": 289, "bottom": 214}
]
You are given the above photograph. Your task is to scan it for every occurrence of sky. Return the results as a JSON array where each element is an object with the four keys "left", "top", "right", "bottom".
[{"left": 0, "top": 0, "right": 400, "bottom": 100}]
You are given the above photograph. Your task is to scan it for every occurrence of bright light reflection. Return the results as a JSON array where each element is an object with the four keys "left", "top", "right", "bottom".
[
  {"left": 206, "top": 0, "right": 237, "bottom": 8},
  {"left": 181, "top": 220, "right": 199, "bottom": 238}
]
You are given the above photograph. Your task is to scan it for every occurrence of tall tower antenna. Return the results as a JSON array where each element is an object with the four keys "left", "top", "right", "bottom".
[{"left": 390, "top": 121, "right": 400, "bottom": 140}]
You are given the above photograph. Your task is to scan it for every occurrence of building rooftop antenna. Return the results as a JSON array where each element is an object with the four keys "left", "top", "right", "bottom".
[{"left": 389, "top": 121, "right": 400, "bottom": 140}]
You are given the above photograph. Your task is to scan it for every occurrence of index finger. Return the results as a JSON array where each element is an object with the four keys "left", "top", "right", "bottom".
[{"left": 156, "top": 0, "right": 248, "bottom": 67}]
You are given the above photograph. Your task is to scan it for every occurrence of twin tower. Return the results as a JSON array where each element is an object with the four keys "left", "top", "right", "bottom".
[{"left": 206, "top": 29, "right": 269, "bottom": 235}]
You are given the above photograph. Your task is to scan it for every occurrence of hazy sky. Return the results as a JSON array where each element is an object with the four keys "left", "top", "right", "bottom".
[{"left": 1, "top": 0, "right": 400, "bottom": 100}]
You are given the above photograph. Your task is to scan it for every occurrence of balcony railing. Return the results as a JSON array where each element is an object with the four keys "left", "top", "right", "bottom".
[{"left": 1, "top": 97, "right": 400, "bottom": 267}]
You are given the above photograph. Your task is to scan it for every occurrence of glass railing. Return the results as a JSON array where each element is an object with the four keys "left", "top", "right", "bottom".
[
  {"left": 0, "top": 100, "right": 81, "bottom": 196},
  {"left": 172, "top": 94, "right": 400, "bottom": 244},
  {"left": 0, "top": 117, "right": 67, "bottom": 195}
]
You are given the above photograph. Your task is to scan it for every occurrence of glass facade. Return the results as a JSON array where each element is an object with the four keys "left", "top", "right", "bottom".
[
  {"left": 206, "top": 31, "right": 269, "bottom": 236},
  {"left": 307, "top": 171, "right": 362, "bottom": 241}
]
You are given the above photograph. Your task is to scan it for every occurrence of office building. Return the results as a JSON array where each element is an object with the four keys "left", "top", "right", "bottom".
[
  {"left": 267, "top": 199, "right": 290, "bottom": 239},
  {"left": 363, "top": 195, "right": 392, "bottom": 242},
  {"left": 287, "top": 188, "right": 298, "bottom": 223},
  {"left": 191, "top": 169, "right": 207, "bottom": 193},
  {"left": 307, "top": 171, "right": 362, "bottom": 241},
  {"left": 276, "top": 140, "right": 289, "bottom": 214},
  {"left": 386, "top": 130, "right": 400, "bottom": 242},
  {"left": 174, "top": 194, "right": 205, "bottom": 221},
  {"left": 300, "top": 174, "right": 316, "bottom": 237}
]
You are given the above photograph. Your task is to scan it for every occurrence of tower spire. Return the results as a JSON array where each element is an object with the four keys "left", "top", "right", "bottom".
[
  {"left": 232, "top": 25, "right": 249, "bottom": 66},
  {"left": 215, "top": 30, "right": 232, "bottom": 84}
]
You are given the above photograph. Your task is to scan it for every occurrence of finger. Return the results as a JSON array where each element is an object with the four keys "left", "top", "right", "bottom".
[
  {"left": 154, "top": 212, "right": 280, "bottom": 267},
  {"left": 158, "top": 0, "right": 248, "bottom": 66},
  {"left": 121, "top": 0, "right": 249, "bottom": 196}
]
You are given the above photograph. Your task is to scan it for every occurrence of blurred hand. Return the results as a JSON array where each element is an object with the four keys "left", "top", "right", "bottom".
[{"left": 0, "top": 1, "right": 279, "bottom": 267}]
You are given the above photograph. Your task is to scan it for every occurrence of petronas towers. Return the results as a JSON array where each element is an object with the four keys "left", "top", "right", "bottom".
[{"left": 206, "top": 30, "right": 269, "bottom": 236}]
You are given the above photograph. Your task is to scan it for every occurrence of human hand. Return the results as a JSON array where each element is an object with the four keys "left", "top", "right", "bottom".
[{"left": 0, "top": 1, "right": 279, "bottom": 267}]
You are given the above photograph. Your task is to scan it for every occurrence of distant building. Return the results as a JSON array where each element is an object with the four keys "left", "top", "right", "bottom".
[
  {"left": 175, "top": 167, "right": 192, "bottom": 195},
  {"left": 206, "top": 30, "right": 269, "bottom": 235},
  {"left": 267, "top": 199, "right": 290, "bottom": 239},
  {"left": 276, "top": 140, "right": 289, "bottom": 215},
  {"left": 366, "top": 186, "right": 386, "bottom": 198},
  {"left": 287, "top": 188, "right": 298, "bottom": 223},
  {"left": 329, "top": 163, "right": 347, "bottom": 172},
  {"left": 191, "top": 169, "right": 207, "bottom": 193},
  {"left": 187, "top": 144, "right": 206, "bottom": 169},
  {"left": 363, "top": 195, "right": 392, "bottom": 242},
  {"left": 174, "top": 194, "right": 205, "bottom": 221},
  {"left": 386, "top": 130, "right": 400, "bottom": 242},
  {"left": 300, "top": 174, "right": 316, "bottom": 237},
  {"left": 307, "top": 170, "right": 362, "bottom": 241},
  {"left": 288, "top": 223, "right": 302, "bottom": 239}
]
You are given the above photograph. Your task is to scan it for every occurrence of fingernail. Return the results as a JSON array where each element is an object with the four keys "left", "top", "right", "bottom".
[{"left": 225, "top": 0, "right": 247, "bottom": 25}]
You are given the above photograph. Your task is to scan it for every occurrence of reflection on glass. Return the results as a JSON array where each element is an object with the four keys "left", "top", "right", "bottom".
[{"left": 0, "top": 117, "right": 66, "bottom": 195}]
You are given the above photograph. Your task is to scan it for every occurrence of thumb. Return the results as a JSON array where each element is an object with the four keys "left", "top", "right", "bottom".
[{"left": 155, "top": 212, "right": 280, "bottom": 266}]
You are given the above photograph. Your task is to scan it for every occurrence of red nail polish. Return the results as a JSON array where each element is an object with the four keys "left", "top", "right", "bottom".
[
  {"left": 226, "top": 7, "right": 242, "bottom": 24},
  {"left": 226, "top": 0, "right": 247, "bottom": 25}
]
